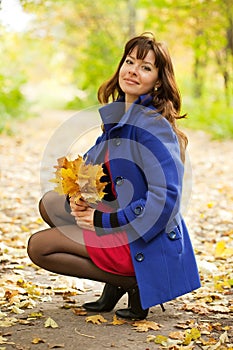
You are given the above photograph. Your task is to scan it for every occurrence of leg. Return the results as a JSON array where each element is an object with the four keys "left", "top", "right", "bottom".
[
  {"left": 38, "top": 192, "right": 131, "bottom": 312},
  {"left": 27, "top": 226, "right": 149, "bottom": 319},
  {"left": 27, "top": 225, "right": 136, "bottom": 290},
  {"left": 39, "top": 191, "right": 75, "bottom": 227}
]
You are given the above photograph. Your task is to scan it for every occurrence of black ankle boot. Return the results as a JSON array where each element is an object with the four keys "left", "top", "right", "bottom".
[
  {"left": 115, "top": 285, "right": 149, "bottom": 320},
  {"left": 82, "top": 284, "right": 126, "bottom": 312}
]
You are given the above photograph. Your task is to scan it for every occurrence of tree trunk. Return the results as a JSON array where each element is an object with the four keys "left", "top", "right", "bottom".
[
  {"left": 193, "top": 30, "right": 206, "bottom": 98},
  {"left": 127, "top": 0, "right": 137, "bottom": 37}
]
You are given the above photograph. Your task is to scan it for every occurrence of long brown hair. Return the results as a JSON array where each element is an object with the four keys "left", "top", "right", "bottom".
[{"left": 98, "top": 33, "right": 188, "bottom": 162}]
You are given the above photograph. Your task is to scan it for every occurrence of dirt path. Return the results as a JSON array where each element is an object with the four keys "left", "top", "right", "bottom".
[{"left": 0, "top": 110, "right": 232, "bottom": 350}]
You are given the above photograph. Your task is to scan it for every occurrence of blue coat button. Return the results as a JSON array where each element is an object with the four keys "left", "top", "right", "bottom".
[
  {"left": 115, "top": 176, "right": 124, "bottom": 186},
  {"left": 168, "top": 231, "right": 177, "bottom": 240},
  {"left": 134, "top": 205, "right": 143, "bottom": 215},
  {"left": 113, "top": 137, "right": 121, "bottom": 146},
  {"left": 135, "top": 253, "right": 144, "bottom": 262}
]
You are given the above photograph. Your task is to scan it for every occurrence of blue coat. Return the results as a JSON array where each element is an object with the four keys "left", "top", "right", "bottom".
[{"left": 85, "top": 94, "right": 201, "bottom": 309}]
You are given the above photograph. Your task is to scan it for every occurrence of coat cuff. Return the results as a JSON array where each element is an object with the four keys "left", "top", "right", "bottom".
[{"left": 94, "top": 209, "right": 128, "bottom": 236}]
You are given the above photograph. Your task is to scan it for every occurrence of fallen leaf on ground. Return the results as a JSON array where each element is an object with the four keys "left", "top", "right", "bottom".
[
  {"left": 28, "top": 312, "right": 43, "bottom": 319},
  {"left": 169, "top": 331, "right": 185, "bottom": 340},
  {"left": 150, "top": 334, "right": 168, "bottom": 345},
  {"left": 72, "top": 308, "right": 87, "bottom": 316},
  {"left": 44, "top": 317, "right": 59, "bottom": 328},
  {"left": 0, "top": 317, "right": 18, "bottom": 327},
  {"left": 111, "top": 315, "right": 127, "bottom": 325},
  {"left": 132, "top": 320, "right": 162, "bottom": 332},
  {"left": 11, "top": 305, "right": 25, "bottom": 314},
  {"left": 207, "top": 305, "right": 230, "bottom": 313},
  {"left": 85, "top": 314, "right": 108, "bottom": 325},
  {"left": 183, "top": 328, "right": 201, "bottom": 345},
  {"left": 0, "top": 335, "right": 15, "bottom": 345},
  {"left": 215, "top": 241, "right": 233, "bottom": 259},
  {"left": 31, "top": 338, "right": 45, "bottom": 344},
  {"left": 205, "top": 331, "right": 230, "bottom": 350}
]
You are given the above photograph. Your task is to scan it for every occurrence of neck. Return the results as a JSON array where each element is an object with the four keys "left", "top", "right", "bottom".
[
  {"left": 125, "top": 102, "right": 133, "bottom": 112},
  {"left": 125, "top": 95, "right": 137, "bottom": 111}
]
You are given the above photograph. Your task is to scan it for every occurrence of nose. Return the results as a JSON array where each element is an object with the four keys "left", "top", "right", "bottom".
[{"left": 128, "top": 64, "right": 138, "bottom": 75}]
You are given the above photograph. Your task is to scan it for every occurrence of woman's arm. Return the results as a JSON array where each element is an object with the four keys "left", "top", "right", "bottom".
[{"left": 92, "top": 118, "right": 184, "bottom": 241}]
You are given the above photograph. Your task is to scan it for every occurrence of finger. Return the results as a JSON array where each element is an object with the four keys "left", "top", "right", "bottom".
[
  {"left": 75, "top": 198, "right": 89, "bottom": 207},
  {"left": 75, "top": 217, "right": 94, "bottom": 230}
]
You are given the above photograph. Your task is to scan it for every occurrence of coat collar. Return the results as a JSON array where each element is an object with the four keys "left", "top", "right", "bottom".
[{"left": 99, "top": 94, "right": 154, "bottom": 132}]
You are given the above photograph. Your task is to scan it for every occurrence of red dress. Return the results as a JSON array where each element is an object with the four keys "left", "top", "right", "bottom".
[{"left": 83, "top": 151, "right": 135, "bottom": 276}]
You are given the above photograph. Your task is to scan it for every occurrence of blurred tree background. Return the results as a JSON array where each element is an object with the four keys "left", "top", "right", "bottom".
[{"left": 0, "top": 0, "right": 232, "bottom": 138}]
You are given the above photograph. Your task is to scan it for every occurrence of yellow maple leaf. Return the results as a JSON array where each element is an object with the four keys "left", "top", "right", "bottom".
[
  {"left": 169, "top": 331, "right": 185, "bottom": 340},
  {"left": 51, "top": 155, "right": 82, "bottom": 197},
  {"left": 215, "top": 241, "right": 233, "bottom": 259},
  {"left": 60, "top": 168, "right": 79, "bottom": 196},
  {"left": 132, "top": 320, "right": 162, "bottom": 332},
  {"left": 51, "top": 155, "right": 108, "bottom": 204},
  {"left": 78, "top": 162, "right": 106, "bottom": 203},
  {"left": 183, "top": 328, "right": 201, "bottom": 345},
  {"left": 0, "top": 317, "right": 18, "bottom": 327},
  {"left": 28, "top": 312, "right": 43, "bottom": 319},
  {"left": 32, "top": 338, "right": 45, "bottom": 344},
  {"left": 85, "top": 314, "right": 108, "bottom": 325},
  {"left": 44, "top": 317, "right": 59, "bottom": 328},
  {"left": 154, "top": 334, "right": 168, "bottom": 345},
  {"left": 72, "top": 308, "right": 87, "bottom": 316},
  {"left": 111, "top": 315, "right": 127, "bottom": 325}
]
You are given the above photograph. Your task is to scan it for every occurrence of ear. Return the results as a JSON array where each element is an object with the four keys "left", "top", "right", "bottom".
[
  {"left": 155, "top": 80, "right": 161, "bottom": 89},
  {"left": 153, "top": 81, "right": 161, "bottom": 92}
]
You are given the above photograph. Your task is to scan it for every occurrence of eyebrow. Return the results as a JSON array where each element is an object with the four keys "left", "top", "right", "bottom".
[{"left": 128, "top": 55, "right": 154, "bottom": 66}]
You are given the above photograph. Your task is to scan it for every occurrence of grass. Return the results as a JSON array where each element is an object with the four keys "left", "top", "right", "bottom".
[
  {"left": 182, "top": 97, "right": 233, "bottom": 140},
  {"left": 1, "top": 83, "right": 233, "bottom": 141}
]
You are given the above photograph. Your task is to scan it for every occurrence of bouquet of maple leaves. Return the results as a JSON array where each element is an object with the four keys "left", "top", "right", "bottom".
[{"left": 51, "top": 155, "right": 108, "bottom": 204}]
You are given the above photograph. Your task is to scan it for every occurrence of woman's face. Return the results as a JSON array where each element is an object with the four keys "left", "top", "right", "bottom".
[{"left": 119, "top": 47, "right": 159, "bottom": 104}]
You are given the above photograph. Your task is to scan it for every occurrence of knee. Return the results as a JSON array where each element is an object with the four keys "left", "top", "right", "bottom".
[
  {"left": 39, "top": 190, "right": 54, "bottom": 217},
  {"left": 39, "top": 191, "right": 58, "bottom": 226},
  {"left": 27, "top": 233, "right": 45, "bottom": 266}
]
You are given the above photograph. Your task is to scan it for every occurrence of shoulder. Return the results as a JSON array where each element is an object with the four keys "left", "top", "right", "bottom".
[
  {"left": 132, "top": 106, "right": 181, "bottom": 161},
  {"left": 135, "top": 106, "right": 177, "bottom": 143}
]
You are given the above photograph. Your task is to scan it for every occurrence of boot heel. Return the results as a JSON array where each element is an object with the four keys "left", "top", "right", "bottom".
[
  {"left": 115, "top": 285, "right": 148, "bottom": 320},
  {"left": 82, "top": 284, "right": 125, "bottom": 312},
  {"left": 160, "top": 303, "right": 165, "bottom": 312}
]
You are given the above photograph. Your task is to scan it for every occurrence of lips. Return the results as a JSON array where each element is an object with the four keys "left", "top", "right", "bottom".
[{"left": 124, "top": 78, "right": 139, "bottom": 85}]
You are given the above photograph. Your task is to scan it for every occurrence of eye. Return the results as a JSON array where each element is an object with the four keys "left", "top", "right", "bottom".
[
  {"left": 125, "top": 58, "right": 133, "bottom": 65},
  {"left": 142, "top": 65, "right": 151, "bottom": 71}
]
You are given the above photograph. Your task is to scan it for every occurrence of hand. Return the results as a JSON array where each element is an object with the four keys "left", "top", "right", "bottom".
[
  {"left": 70, "top": 197, "right": 88, "bottom": 214},
  {"left": 70, "top": 197, "right": 95, "bottom": 230},
  {"left": 73, "top": 207, "right": 95, "bottom": 231}
]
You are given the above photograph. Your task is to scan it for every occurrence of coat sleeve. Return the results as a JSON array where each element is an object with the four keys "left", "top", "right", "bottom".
[
  {"left": 93, "top": 117, "right": 184, "bottom": 242},
  {"left": 123, "top": 118, "right": 184, "bottom": 242}
]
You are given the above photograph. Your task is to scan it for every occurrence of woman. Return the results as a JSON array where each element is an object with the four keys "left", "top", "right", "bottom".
[{"left": 27, "top": 33, "right": 201, "bottom": 320}]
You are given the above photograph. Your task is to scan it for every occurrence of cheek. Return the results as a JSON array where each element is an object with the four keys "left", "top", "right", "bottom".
[
  {"left": 144, "top": 75, "right": 158, "bottom": 89},
  {"left": 119, "top": 66, "right": 126, "bottom": 78},
  {"left": 118, "top": 67, "right": 125, "bottom": 87},
  {"left": 140, "top": 76, "right": 154, "bottom": 90}
]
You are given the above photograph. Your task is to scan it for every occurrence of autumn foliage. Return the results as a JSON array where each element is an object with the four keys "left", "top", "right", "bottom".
[{"left": 51, "top": 155, "right": 108, "bottom": 204}]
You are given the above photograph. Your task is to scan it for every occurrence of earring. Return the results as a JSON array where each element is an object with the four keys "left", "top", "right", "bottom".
[{"left": 154, "top": 87, "right": 158, "bottom": 91}]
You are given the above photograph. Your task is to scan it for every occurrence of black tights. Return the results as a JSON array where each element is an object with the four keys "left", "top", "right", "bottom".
[{"left": 27, "top": 191, "right": 136, "bottom": 290}]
